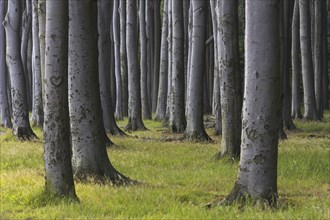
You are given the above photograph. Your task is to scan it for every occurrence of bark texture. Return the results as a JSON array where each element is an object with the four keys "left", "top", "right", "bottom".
[
  {"left": 3, "top": 0, "right": 36, "bottom": 140},
  {"left": 69, "top": 0, "right": 130, "bottom": 184},
  {"left": 125, "top": 0, "right": 147, "bottom": 131},
  {"left": 224, "top": 0, "right": 280, "bottom": 206},
  {"left": 0, "top": 0, "right": 12, "bottom": 128},
  {"left": 43, "top": 0, "right": 76, "bottom": 198},
  {"left": 185, "top": 0, "right": 210, "bottom": 141},
  {"left": 170, "top": 0, "right": 186, "bottom": 133}
]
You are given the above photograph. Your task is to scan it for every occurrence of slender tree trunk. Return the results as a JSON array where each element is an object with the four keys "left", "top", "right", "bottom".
[
  {"left": 322, "top": 0, "right": 329, "bottom": 110},
  {"left": 3, "top": 0, "right": 36, "bottom": 139},
  {"left": 145, "top": 0, "right": 153, "bottom": 118},
  {"left": 38, "top": 0, "right": 45, "bottom": 93},
  {"left": 113, "top": 0, "right": 123, "bottom": 120},
  {"left": 30, "top": 0, "right": 43, "bottom": 127},
  {"left": 69, "top": 0, "right": 130, "bottom": 184},
  {"left": 223, "top": 0, "right": 280, "bottom": 206},
  {"left": 21, "top": 0, "right": 32, "bottom": 111},
  {"left": 185, "top": 3, "right": 193, "bottom": 115},
  {"left": 152, "top": 0, "right": 161, "bottom": 113},
  {"left": 119, "top": 0, "right": 128, "bottom": 117},
  {"left": 154, "top": 0, "right": 168, "bottom": 121},
  {"left": 0, "top": 0, "right": 12, "bottom": 128},
  {"left": 185, "top": 0, "right": 210, "bottom": 141},
  {"left": 140, "top": 0, "right": 151, "bottom": 120},
  {"left": 291, "top": 0, "right": 303, "bottom": 119},
  {"left": 299, "top": 0, "right": 319, "bottom": 120},
  {"left": 184, "top": 0, "right": 189, "bottom": 106},
  {"left": 43, "top": 0, "right": 76, "bottom": 198},
  {"left": 98, "top": 0, "right": 125, "bottom": 136},
  {"left": 125, "top": 0, "right": 147, "bottom": 131},
  {"left": 165, "top": 0, "right": 173, "bottom": 122},
  {"left": 314, "top": 0, "right": 324, "bottom": 118},
  {"left": 216, "top": 0, "right": 241, "bottom": 158},
  {"left": 170, "top": 0, "right": 186, "bottom": 133}
]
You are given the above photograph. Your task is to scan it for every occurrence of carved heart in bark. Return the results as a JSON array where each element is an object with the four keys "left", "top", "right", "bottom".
[{"left": 50, "top": 76, "right": 63, "bottom": 87}]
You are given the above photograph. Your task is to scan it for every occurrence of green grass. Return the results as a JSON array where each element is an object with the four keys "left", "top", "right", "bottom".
[{"left": 1, "top": 113, "right": 329, "bottom": 219}]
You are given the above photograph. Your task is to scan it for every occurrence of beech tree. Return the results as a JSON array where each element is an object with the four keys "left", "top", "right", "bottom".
[
  {"left": 43, "top": 0, "right": 76, "bottom": 197},
  {"left": 0, "top": 0, "right": 12, "bottom": 128},
  {"left": 30, "top": 0, "right": 43, "bottom": 127},
  {"left": 69, "top": 0, "right": 130, "bottom": 183},
  {"left": 125, "top": 0, "right": 147, "bottom": 131},
  {"left": 299, "top": 0, "right": 319, "bottom": 120},
  {"left": 154, "top": 0, "right": 169, "bottom": 121},
  {"left": 170, "top": 0, "right": 186, "bottom": 133},
  {"left": 216, "top": 0, "right": 242, "bottom": 157},
  {"left": 221, "top": 0, "right": 281, "bottom": 206},
  {"left": 3, "top": 0, "right": 36, "bottom": 139},
  {"left": 185, "top": 0, "right": 210, "bottom": 141}
]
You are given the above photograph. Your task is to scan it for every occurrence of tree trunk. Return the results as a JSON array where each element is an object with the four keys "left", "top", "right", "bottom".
[
  {"left": 322, "top": 0, "right": 329, "bottom": 110},
  {"left": 125, "top": 0, "right": 147, "bottom": 131},
  {"left": 97, "top": 0, "right": 125, "bottom": 136},
  {"left": 185, "top": 0, "right": 210, "bottom": 141},
  {"left": 314, "top": 0, "right": 324, "bottom": 118},
  {"left": 119, "top": 0, "right": 128, "bottom": 117},
  {"left": 217, "top": 0, "right": 241, "bottom": 158},
  {"left": 224, "top": 0, "right": 280, "bottom": 206},
  {"left": 21, "top": 0, "right": 32, "bottom": 111},
  {"left": 37, "top": 0, "right": 45, "bottom": 94},
  {"left": 140, "top": 0, "right": 151, "bottom": 120},
  {"left": 291, "top": 0, "right": 303, "bottom": 119},
  {"left": 299, "top": 0, "right": 319, "bottom": 120},
  {"left": 154, "top": 0, "right": 168, "bottom": 121},
  {"left": 113, "top": 0, "right": 123, "bottom": 120},
  {"left": 185, "top": 3, "right": 193, "bottom": 115},
  {"left": 152, "top": 0, "right": 161, "bottom": 113},
  {"left": 165, "top": 0, "right": 173, "bottom": 122},
  {"left": 3, "top": 0, "right": 36, "bottom": 140},
  {"left": 282, "top": 0, "right": 296, "bottom": 130},
  {"left": 43, "top": 0, "right": 76, "bottom": 198},
  {"left": 30, "top": 0, "right": 43, "bottom": 127},
  {"left": 0, "top": 0, "right": 12, "bottom": 128},
  {"left": 170, "top": 0, "right": 186, "bottom": 133},
  {"left": 68, "top": 0, "right": 130, "bottom": 184}
]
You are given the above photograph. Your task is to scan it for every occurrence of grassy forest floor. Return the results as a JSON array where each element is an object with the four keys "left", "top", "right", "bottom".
[{"left": 0, "top": 112, "right": 329, "bottom": 219}]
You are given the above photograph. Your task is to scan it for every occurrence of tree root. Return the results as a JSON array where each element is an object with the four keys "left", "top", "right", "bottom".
[{"left": 13, "top": 126, "right": 38, "bottom": 141}]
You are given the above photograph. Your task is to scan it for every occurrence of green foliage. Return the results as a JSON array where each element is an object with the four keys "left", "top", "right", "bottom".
[{"left": 0, "top": 113, "right": 329, "bottom": 219}]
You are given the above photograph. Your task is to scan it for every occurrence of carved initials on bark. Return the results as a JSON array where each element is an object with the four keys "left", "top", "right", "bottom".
[{"left": 50, "top": 75, "right": 63, "bottom": 87}]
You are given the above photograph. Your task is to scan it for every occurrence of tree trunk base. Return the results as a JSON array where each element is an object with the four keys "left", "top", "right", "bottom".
[
  {"left": 1, "top": 120, "right": 13, "bottom": 129},
  {"left": 184, "top": 130, "right": 212, "bottom": 142},
  {"left": 284, "top": 119, "right": 296, "bottom": 130},
  {"left": 279, "top": 128, "right": 288, "bottom": 140},
  {"left": 291, "top": 111, "right": 303, "bottom": 119},
  {"left": 109, "top": 125, "right": 127, "bottom": 136},
  {"left": 125, "top": 118, "right": 147, "bottom": 132},
  {"left": 13, "top": 126, "right": 37, "bottom": 140},
  {"left": 31, "top": 116, "right": 44, "bottom": 128},
  {"left": 206, "top": 181, "right": 277, "bottom": 208},
  {"left": 212, "top": 152, "right": 239, "bottom": 161}
]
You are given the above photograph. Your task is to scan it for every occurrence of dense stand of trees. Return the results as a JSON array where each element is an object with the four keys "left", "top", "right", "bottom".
[{"left": 0, "top": 0, "right": 329, "bottom": 206}]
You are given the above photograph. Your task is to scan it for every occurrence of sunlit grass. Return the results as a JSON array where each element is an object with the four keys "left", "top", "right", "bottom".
[{"left": 0, "top": 112, "right": 329, "bottom": 219}]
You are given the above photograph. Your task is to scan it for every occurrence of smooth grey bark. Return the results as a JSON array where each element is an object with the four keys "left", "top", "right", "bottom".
[
  {"left": 140, "top": 0, "right": 151, "bottom": 120},
  {"left": 152, "top": 0, "right": 161, "bottom": 113},
  {"left": 216, "top": 0, "right": 241, "bottom": 157},
  {"left": 185, "top": 3, "right": 193, "bottom": 115},
  {"left": 125, "top": 0, "right": 147, "bottom": 131},
  {"left": 119, "top": 0, "right": 128, "bottom": 117},
  {"left": 154, "top": 0, "right": 169, "bottom": 121},
  {"left": 223, "top": 0, "right": 281, "bottom": 206},
  {"left": 165, "top": 0, "right": 172, "bottom": 122},
  {"left": 314, "top": 0, "right": 323, "bottom": 118},
  {"left": 69, "top": 0, "right": 130, "bottom": 184},
  {"left": 145, "top": 0, "right": 153, "bottom": 118},
  {"left": 185, "top": 0, "right": 210, "bottom": 141},
  {"left": 37, "top": 0, "right": 45, "bottom": 92},
  {"left": 210, "top": 0, "right": 220, "bottom": 116},
  {"left": 3, "top": 0, "right": 36, "bottom": 140},
  {"left": 299, "top": 0, "right": 319, "bottom": 120},
  {"left": 113, "top": 0, "right": 123, "bottom": 120},
  {"left": 322, "top": 0, "right": 329, "bottom": 110},
  {"left": 30, "top": 0, "right": 43, "bottom": 127},
  {"left": 183, "top": 0, "right": 189, "bottom": 104},
  {"left": 0, "top": 0, "right": 12, "bottom": 128},
  {"left": 43, "top": 0, "right": 76, "bottom": 198},
  {"left": 291, "top": 0, "right": 303, "bottom": 119},
  {"left": 97, "top": 0, "right": 125, "bottom": 136},
  {"left": 21, "top": 0, "right": 32, "bottom": 111},
  {"left": 170, "top": 0, "right": 186, "bottom": 133},
  {"left": 280, "top": 0, "right": 295, "bottom": 137}
]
